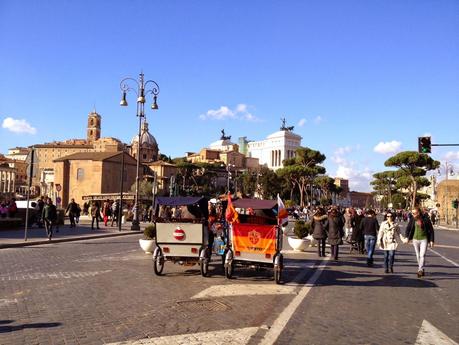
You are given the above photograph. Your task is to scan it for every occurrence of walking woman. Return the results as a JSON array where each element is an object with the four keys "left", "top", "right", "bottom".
[
  {"left": 405, "top": 207, "right": 435, "bottom": 278},
  {"left": 377, "top": 212, "right": 406, "bottom": 273},
  {"left": 328, "top": 207, "right": 345, "bottom": 260},
  {"left": 311, "top": 207, "right": 328, "bottom": 257}
]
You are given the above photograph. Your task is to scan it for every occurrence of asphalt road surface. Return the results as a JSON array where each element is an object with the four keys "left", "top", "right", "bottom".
[{"left": 0, "top": 225, "right": 458, "bottom": 345}]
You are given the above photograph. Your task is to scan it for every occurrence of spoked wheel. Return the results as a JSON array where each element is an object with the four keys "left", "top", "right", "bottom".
[
  {"left": 274, "top": 254, "right": 283, "bottom": 284},
  {"left": 200, "top": 258, "right": 210, "bottom": 277},
  {"left": 153, "top": 249, "right": 164, "bottom": 276}
]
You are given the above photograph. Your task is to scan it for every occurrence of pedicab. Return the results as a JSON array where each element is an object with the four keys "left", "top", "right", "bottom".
[
  {"left": 152, "top": 196, "right": 212, "bottom": 277},
  {"left": 223, "top": 198, "right": 285, "bottom": 284}
]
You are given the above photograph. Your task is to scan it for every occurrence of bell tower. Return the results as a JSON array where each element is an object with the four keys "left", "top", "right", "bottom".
[{"left": 87, "top": 110, "right": 101, "bottom": 142}]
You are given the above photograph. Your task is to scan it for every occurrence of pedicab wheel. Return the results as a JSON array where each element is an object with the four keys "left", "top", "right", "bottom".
[
  {"left": 225, "top": 260, "right": 234, "bottom": 279},
  {"left": 153, "top": 252, "right": 164, "bottom": 276},
  {"left": 200, "top": 258, "right": 210, "bottom": 277},
  {"left": 274, "top": 254, "right": 283, "bottom": 284},
  {"left": 274, "top": 267, "right": 282, "bottom": 284}
]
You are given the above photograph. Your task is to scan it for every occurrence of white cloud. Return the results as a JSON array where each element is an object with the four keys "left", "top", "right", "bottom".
[
  {"left": 373, "top": 140, "right": 402, "bottom": 154},
  {"left": 297, "top": 118, "right": 306, "bottom": 127},
  {"left": 2, "top": 117, "right": 36, "bottom": 134},
  {"left": 331, "top": 145, "right": 373, "bottom": 192},
  {"left": 314, "top": 116, "right": 323, "bottom": 124},
  {"left": 199, "top": 103, "right": 259, "bottom": 122},
  {"left": 445, "top": 151, "right": 459, "bottom": 161}
]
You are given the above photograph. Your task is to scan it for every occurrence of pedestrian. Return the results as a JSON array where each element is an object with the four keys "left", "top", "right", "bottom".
[
  {"left": 352, "top": 209, "right": 365, "bottom": 254},
  {"left": 310, "top": 207, "right": 328, "bottom": 257},
  {"left": 343, "top": 208, "right": 355, "bottom": 240},
  {"left": 0, "top": 202, "right": 7, "bottom": 218},
  {"left": 8, "top": 198, "right": 18, "bottom": 218},
  {"left": 405, "top": 207, "right": 435, "bottom": 278},
  {"left": 327, "top": 207, "right": 345, "bottom": 260},
  {"left": 377, "top": 212, "right": 407, "bottom": 273},
  {"left": 91, "top": 201, "right": 101, "bottom": 230},
  {"left": 360, "top": 209, "right": 379, "bottom": 266},
  {"left": 65, "top": 198, "right": 79, "bottom": 228},
  {"left": 102, "top": 199, "right": 111, "bottom": 226},
  {"left": 111, "top": 200, "right": 120, "bottom": 226},
  {"left": 75, "top": 203, "right": 81, "bottom": 224},
  {"left": 42, "top": 198, "right": 57, "bottom": 240}
]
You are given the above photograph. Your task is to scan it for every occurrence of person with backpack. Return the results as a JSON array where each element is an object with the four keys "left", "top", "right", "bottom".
[{"left": 42, "top": 198, "right": 57, "bottom": 240}]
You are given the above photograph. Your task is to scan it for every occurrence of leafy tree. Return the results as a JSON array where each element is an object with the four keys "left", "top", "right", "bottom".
[
  {"left": 130, "top": 180, "right": 153, "bottom": 199},
  {"left": 371, "top": 171, "right": 399, "bottom": 204},
  {"left": 279, "top": 147, "right": 326, "bottom": 207},
  {"left": 384, "top": 151, "right": 439, "bottom": 209}
]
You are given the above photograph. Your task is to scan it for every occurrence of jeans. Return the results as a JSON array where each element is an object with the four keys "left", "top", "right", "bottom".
[
  {"left": 330, "top": 245, "right": 339, "bottom": 260},
  {"left": 44, "top": 219, "right": 53, "bottom": 239},
  {"left": 91, "top": 216, "right": 99, "bottom": 229},
  {"left": 317, "top": 239, "right": 326, "bottom": 257},
  {"left": 413, "top": 239, "right": 428, "bottom": 271},
  {"left": 365, "top": 235, "right": 376, "bottom": 260},
  {"left": 383, "top": 250, "right": 395, "bottom": 270}
]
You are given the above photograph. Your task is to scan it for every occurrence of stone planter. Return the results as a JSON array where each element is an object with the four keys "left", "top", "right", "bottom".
[
  {"left": 287, "top": 236, "right": 308, "bottom": 252},
  {"left": 139, "top": 239, "right": 155, "bottom": 254}
]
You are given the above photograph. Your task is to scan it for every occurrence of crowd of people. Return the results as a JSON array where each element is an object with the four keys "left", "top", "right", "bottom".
[
  {"left": 0, "top": 198, "right": 17, "bottom": 218},
  {"left": 305, "top": 205, "right": 435, "bottom": 278}
]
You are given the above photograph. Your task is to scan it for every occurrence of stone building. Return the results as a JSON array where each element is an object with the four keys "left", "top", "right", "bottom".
[
  {"left": 130, "top": 120, "right": 159, "bottom": 163},
  {"left": 28, "top": 110, "right": 123, "bottom": 198},
  {"left": 0, "top": 163, "right": 16, "bottom": 199},
  {"left": 146, "top": 161, "right": 178, "bottom": 195},
  {"left": 245, "top": 120, "right": 302, "bottom": 171},
  {"left": 54, "top": 152, "right": 137, "bottom": 208},
  {"left": 437, "top": 179, "right": 459, "bottom": 225}
]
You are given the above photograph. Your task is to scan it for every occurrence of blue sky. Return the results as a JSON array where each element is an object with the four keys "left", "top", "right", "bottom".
[{"left": 1, "top": 1, "right": 458, "bottom": 191}]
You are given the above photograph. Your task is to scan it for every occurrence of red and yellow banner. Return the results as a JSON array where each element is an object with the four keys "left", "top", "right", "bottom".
[{"left": 232, "top": 223, "right": 277, "bottom": 255}]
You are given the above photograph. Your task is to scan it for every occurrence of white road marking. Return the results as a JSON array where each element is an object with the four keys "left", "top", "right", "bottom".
[
  {"left": 0, "top": 298, "right": 18, "bottom": 306},
  {"left": 415, "top": 320, "right": 458, "bottom": 345},
  {"left": 259, "top": 258, "right": 329, "bottom": 345},
  {"left": 191, "top": 284, "right": 297, "bottom": 299},
  {"left": 106, "top": 326, "right": 259, "bottom": 345},
  {"left": 429, "top": 249, "right": 459, "bottom": 267},
  {"left": 0, "top": 270, "right": 112, "bottom": 281}
]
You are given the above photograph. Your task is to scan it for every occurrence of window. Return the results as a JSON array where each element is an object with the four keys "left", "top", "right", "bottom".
[
  {"left": 143, "top": 154, "right": 147, "bottom": 160},
  {"left": 77, "top": 168, "right": 84, "bottom": 181}
]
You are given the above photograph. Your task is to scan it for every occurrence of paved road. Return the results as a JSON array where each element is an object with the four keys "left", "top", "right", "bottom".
[{"left": 0, "top": 225, "right": 458, "bottom": 345}]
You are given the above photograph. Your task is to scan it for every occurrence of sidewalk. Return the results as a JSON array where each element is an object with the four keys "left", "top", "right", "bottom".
[
  {"left": 435, "top": 223, "right": 459, "bottom": 231},
  {"left": 0, "top": 221, "right": 144, "bottom": 249}
]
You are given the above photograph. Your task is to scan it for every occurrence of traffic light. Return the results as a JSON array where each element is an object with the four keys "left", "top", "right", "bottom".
[
  {"left": 452, "top": 199, "right": 459, "bottom": 209},
  {"left": 418, "top": 136, "right": 431, "bottom": 153}
]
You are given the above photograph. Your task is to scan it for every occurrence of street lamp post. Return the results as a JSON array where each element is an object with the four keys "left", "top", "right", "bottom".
[
  {"left": 119, "top": 72, "right": 159, "bottom": 230},
  {"left": 226, "top": 163, "right": 235, "bottom": 193}
]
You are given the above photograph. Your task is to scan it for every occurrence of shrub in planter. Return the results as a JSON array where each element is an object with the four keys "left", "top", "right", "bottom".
[
  {"left": 293, "top": 220, "right": 310, "bottom": 239},
  {"left": 143, "top": 224, "right": 156, "bottom": 240}
]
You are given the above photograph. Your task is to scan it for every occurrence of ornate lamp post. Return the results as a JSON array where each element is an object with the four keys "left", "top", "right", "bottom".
[{"left": 119, "top": 72, "right": 159, "bottom": 230}]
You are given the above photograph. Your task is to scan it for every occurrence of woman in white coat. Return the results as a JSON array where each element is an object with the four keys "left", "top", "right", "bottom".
[{"left": 377, "top": 212, "right": 407, "bottom": 273}]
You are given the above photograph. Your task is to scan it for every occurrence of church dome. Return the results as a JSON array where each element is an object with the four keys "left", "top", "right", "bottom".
[{"left": 131, "top": 121, "right": 158, "bottom": 148}]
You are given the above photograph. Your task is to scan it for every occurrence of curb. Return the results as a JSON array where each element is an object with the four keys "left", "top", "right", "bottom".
[{"left": 0, "top": 231, "right": 142, "bottom": 249}]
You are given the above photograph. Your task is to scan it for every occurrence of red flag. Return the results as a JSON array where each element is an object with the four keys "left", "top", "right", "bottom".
[{"left": 225, "top": 193, "right": 239, "bottom": 223}]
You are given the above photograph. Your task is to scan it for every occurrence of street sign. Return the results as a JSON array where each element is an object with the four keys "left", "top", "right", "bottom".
[
  {"left": 56, "top": 184, "right": 62, "bottom": 192},
  {"left": 56, "top": 196, "right": 62, "bottom": 205}
]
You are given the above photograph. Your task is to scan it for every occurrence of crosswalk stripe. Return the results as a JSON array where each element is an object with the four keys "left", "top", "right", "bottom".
[
  {"left": 106, "top": 327, "right": 260, "bottom": 345},
  {"left": 191, "top": 284, "right": 297, "bottom": 299}
]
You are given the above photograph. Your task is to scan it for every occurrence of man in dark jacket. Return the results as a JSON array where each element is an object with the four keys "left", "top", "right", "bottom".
[
  {"left": 42, "top": 198, "right": 57, "bottom": 240},
  {"left": 310, "top": 207, "right": 328, "bottom": 257},
  {"left": 405, "top": 207, "right": 435, "bottom": 277},
  {"left": 359, "top": 209, "right": 379, "bottom": 266},
  {"left": 65, "top": 198, "right": 79, "bottom": 228}
]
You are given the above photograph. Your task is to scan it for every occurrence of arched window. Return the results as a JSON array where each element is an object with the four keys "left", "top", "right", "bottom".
[{"left": 77, "top": 168, "right": 84, "bottom": 181}]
